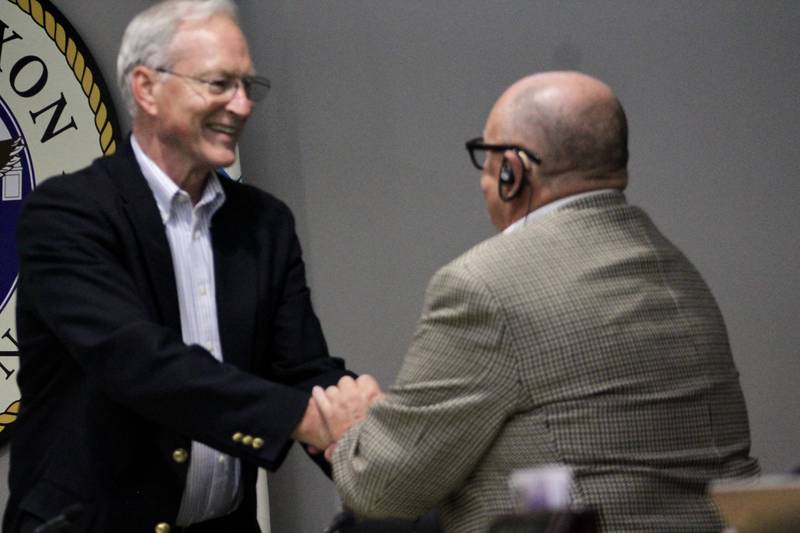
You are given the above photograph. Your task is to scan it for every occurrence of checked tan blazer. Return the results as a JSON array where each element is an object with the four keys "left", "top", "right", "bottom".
[{"left": 332, "top": 191, "right": 758, "bottom": 532}]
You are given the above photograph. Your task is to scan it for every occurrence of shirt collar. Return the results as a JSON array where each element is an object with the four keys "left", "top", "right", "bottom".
[
  {"left": 503, "top": 189, "right": 620, "bottom": 235},
  {"left": 130, "top": 134, "right": 225, "bottom": 223}
]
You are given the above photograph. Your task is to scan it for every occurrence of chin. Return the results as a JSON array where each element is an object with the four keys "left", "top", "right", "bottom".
[
  {"left": 218, "top": 154, "right": 236, "bottom": 168},
  {"left": 204, "top": 147, "right": 237, "bottom": 169}
]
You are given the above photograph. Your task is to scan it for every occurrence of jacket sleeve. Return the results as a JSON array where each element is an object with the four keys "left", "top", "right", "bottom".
[
  {"left": 331, "top": 259, "right": 522, "bottom": 518},
  {"left": 249, "top": 195, "right": 351, "bottom": 390}
]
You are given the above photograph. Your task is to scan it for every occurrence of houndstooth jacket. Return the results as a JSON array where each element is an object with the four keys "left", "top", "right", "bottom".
[{"left": 332, "top": 191, "right": 759, "bottom": 532}]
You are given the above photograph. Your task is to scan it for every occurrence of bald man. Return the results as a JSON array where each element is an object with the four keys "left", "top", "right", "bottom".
[{"left": 315, "top": 72, "right": 759, "bottom": 532}]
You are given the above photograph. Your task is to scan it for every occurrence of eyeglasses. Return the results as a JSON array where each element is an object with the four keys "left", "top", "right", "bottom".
[
  {"left": 155, "top": 68, "right": 271, "bottom": 103},
  {"left": 465, "top": 137, "right": 542, "bottom": 170}
]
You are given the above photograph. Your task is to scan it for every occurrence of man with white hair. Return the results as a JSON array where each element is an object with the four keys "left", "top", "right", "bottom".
[{"left": 3, "top": 1, "right": 349, "bottom": 532}]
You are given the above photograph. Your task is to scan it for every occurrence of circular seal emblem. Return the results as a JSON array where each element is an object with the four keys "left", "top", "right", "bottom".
[{"left": 0, "top": 0, "right": 120, "bottom": 444}]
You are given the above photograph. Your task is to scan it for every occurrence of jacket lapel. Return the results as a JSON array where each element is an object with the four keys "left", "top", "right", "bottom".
[
  {"left": 211, "top": 177, "right": 257, "bottom": 370},
  {"left": 102, "top": 139, "right": 181, "bottom": 334}
]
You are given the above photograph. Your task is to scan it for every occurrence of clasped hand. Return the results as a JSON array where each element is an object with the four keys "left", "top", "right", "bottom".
[{"left": 293, "top": 375, "right": 384, "bottom": 460}]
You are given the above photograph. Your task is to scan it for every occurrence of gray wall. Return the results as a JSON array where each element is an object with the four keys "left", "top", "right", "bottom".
[{"left": 2, "top": 1, "right": 798, "bottom": 532}]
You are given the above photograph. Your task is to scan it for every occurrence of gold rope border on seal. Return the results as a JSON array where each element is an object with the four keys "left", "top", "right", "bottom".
[
  {"left": 0, "top": 401, "right": 19, "bottom": 434},
  {"left": 7, "top": 0, "right": 117, "bottom": 155}
]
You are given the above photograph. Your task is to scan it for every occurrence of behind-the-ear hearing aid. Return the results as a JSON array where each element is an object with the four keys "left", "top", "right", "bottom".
[{"left": 498, "top": 150, "right": 532, "bottom": 202}]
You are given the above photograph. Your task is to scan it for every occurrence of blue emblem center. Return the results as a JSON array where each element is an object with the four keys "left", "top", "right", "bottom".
[{"left": 0, "top": 94, "right": 35, "bottom": 314}]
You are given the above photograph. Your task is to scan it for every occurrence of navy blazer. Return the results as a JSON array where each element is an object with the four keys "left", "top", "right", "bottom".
[{"left": 4, "top": 139, "right": 349, "bottom": 532}]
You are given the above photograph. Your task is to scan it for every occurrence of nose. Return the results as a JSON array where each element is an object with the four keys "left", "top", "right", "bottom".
[{"left": 226, "top": 82, "right": 254, "bottom": 116}]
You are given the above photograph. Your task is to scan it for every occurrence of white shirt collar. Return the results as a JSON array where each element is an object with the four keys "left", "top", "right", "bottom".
[
  {"left": 503, "top": 189, "right": 620, "bottom": 235},
  {"left": 130, "top": 134, "right": 225, "bottom": 223}
]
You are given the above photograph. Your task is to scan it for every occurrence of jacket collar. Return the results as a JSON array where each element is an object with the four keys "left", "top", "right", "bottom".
[{"left": 504, "top": 189, "right": 625, "bottom": 235}]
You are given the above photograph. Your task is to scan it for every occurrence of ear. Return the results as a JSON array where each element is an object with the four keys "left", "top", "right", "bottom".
[
  {"left": 498, "top": 149, "right": 526, "bottom": 201},
  {"left": 130, "top": 65, "right": 159, "bottom": 117}
]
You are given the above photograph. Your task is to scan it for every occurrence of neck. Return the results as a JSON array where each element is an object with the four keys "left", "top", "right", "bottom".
[
  {"left": 132, "top": 125, "right": 210, "bottom": 204},
  {"left": 506, "top": 195, "right": 535, "bottom": 227},
  {"left": 531, "top": 169, "right": 627, "bottom": 210}
]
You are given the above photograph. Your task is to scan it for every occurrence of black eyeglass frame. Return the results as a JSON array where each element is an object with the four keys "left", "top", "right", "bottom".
[
  {"left": 465, "top": 137, "right": 542, "bottom": 170},
  {"left": 154, "top": 67, "right": 271, "bottom": 102}
]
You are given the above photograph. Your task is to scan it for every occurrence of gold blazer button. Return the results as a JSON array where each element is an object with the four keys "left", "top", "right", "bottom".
[
  {"left": 242, "top": 435, "right": 253, "bottom": 446},
  {"left": 155, "top": 522, "right": 171, "bottom": 533},
  {"left": 232, "top": 432, "right": 244, "bottom": 442},
  {"left": 252, "top": 437, "right": 264, "bottom": 449},
  {"left": 171, "top": 448, "right": 188, "bottom": 464}
]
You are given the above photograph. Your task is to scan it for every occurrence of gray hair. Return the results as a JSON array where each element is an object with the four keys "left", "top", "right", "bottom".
[{"left": 116, "top": 0, "right": 239, "bottom": 117}]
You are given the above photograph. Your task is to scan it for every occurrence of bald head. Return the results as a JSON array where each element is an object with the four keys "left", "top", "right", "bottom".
[{"left": 489, "top": 72, "right": 628, "bottom": 182}]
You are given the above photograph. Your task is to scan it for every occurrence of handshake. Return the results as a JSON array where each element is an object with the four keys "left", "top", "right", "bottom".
[{"left": 292, "top": 375, "right": 384, "bottom": 460}]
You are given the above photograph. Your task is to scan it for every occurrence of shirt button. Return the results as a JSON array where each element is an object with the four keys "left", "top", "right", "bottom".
[{"left": 218, "top": 454, "right": 227, "bottom": 464}]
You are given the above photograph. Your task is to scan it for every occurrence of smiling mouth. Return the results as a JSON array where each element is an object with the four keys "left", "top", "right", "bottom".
[{"left": 206, "top": 123, "right": 239, "bottom": 137}]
